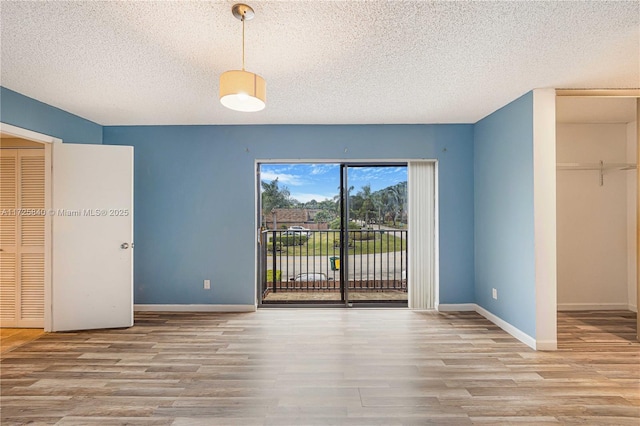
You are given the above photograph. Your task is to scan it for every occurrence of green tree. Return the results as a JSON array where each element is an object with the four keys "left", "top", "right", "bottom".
[
  {"left": 261, "top": 178, "right": 295, "bottom": 227},
  {"left": 355, "top": 184, "right": 376, "bottom": 225},
  {"left": 304, "top": 199, "right": 319, "bottom": 209},
  {"left": 384, "top": 182, "right": 407, "bottom": 226},
  {"left": 318, "top": 199, "right": 338, "bottom": 217},
  {"left": 372, "top": 191, "right": 386, "bottom": 227},
  {"left": 314, "top": 210, "right": 332, "bottom": 223}
]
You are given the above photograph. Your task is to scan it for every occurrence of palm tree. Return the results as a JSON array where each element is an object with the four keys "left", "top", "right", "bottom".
[
  {"left": 386, "top": 182, "right": 407, "bottom": 226},
  {"left": 372, "top": 191, "right": 387, "bottom": 229},
  {"left": 261, "top": 178, "right": 293, "bottom": 228},
  {"left": 355, "top": 184, "right": 376, "bottom": 226},
  {"left": 332, "top": 185, "right": 353, "bottom": 221}
]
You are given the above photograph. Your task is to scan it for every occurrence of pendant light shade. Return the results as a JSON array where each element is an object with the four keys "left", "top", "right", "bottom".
[
  {"left": 220, "top": 70, "right": 266, "bottom": 112},
  {"left": 219, "top": 4, "right": 266, "bottom": 112}
]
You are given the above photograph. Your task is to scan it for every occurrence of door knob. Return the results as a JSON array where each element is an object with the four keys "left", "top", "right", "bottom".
[{"left": 120, "top": 243, "right": 129, "bottom": 249}]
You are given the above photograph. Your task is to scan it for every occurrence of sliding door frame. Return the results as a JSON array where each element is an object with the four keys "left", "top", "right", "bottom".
[{"left": 255, "top": 159, "right": 438, "bottom": 309}]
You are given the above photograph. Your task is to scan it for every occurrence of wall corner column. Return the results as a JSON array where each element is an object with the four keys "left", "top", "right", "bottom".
[
  {"left": 533, "top": 88, "right": 558, "bottom": 350},
  {"left": 636, "top": 98, "right": 639, "bottom": 341}
]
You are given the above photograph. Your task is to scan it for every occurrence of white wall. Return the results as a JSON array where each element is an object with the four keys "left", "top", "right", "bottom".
[
  {"left": 627, "top": 121, "right": 638, "bottom": 312},
  {"left": 557, "top": 123, "right": 635, "bottom": 310},
  {"left": 534, "top": 89, "right": 557, "bottom": 350}
]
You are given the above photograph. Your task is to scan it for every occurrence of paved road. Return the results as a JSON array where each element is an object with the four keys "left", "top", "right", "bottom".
[
  {"left": 266, "top": 251, "right": 406, "bottom": 281},
  {"left": 263, "top": 229, "right": 408, "bottom": 281}
]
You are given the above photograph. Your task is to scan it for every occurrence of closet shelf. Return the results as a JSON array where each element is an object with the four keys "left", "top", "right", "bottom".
[
  {"left": 556, "top": 161, "right": 636, "bottom": 186},
  {"left": 556, "top": 162, "right": 637, "bottom": 171}
]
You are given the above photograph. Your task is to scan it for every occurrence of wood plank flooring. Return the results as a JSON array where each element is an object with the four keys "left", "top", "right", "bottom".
[
  {"left": 1, "top": 309, "right": 638, "bottom": 425},
  {"left": 0, "top": 328, "right": 44, "bottom": 354}
]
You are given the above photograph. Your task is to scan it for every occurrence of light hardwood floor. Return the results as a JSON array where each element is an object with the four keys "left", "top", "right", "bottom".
[
  {"left": 1, "top": 309, "right": 638, "bottom": 425},
  {"left": 0, "top": 328, "right": 44, "bottom": 354}
]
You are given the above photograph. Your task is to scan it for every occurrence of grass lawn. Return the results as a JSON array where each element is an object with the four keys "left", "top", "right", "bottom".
[{"left": 267, "top": 232, "right": 406, "bottom": 256}]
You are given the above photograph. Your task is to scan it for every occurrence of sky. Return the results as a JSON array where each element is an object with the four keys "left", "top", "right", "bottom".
[{"left": 260, "top": 164, "right": 407, "bottom": 203}]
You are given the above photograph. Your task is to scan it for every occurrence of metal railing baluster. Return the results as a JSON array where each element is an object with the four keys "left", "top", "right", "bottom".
[{"left": 263, "top": 229, "right": 407, "bottom": 302}]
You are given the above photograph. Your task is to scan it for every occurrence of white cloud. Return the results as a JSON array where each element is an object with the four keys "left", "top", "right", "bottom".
[
  {"left": 261, "top": 171, "right": 304, "bottom": 186},
  {"left": 310, "top": 164, "right": 336, "bottom": 175},
  {"left": 349, "top": 166, "right": 407, "bottom": 190},
  {"left": 290, "top": 192, "right": 334, "bottom": 203}
]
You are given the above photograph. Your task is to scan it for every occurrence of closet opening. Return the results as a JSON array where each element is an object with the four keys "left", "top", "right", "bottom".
[{"left": 556, "top": 95, "right": 638, "bottom": 342}]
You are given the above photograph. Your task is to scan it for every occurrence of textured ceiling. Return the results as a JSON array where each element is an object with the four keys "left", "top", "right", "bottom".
[{"left": 1, "top": 1, "right": 638, "bottom": 126}]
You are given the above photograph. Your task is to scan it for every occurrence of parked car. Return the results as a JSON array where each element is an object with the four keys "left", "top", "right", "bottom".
[
  {"left": 286, "top": 226, "right": 311, "bottom": 237},
  {"left": 289, "top": 272, "right": 333, "bottom": 282}
]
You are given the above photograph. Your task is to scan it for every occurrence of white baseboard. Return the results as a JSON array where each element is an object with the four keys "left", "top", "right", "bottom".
[
  {"left": 557, "top": 303, "right": 631, "bottom": 311},
  {"left": 474, "top": 305, "right": 537, "bottom": 350},
  {"left": 535, "top": 340, "right": 558, "bottom": 351},
  {"left": 134, "top": 304, "right": 256, "bottom": 312},
  {"left": 436, "top": 303, "right": 538, "bottom": 350},
  {"left": 436, "top": 303, "right": 476, "bottom": 312}
]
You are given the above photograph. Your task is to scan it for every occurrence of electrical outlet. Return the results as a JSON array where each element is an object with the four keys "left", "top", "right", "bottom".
[
  {"left": 492, "top": 288, "right": 497, "bottom": 300},
  {"left": 204, "top": 279, "right": 211, "bottom": 290}
]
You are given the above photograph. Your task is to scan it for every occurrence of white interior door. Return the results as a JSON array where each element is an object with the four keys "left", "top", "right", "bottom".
[{"left": 51, "top": 143, "right": 133, "bottom": 331}]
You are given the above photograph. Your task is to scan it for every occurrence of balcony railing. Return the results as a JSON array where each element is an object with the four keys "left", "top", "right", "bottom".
[{"left": 260, "top": 229, "right": 407, "bottom": 301}]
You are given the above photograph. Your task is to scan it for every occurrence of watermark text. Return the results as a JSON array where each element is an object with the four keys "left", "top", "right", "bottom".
[{"left": 0, "top": 208, "right": 129, "bottom": 217}]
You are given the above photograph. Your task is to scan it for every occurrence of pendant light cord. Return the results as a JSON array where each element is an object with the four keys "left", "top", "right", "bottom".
[{"left": 241, "top": 14, "right": 245, "bottom": 71}]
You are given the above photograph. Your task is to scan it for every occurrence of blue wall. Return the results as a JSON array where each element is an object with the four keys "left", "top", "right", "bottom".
[
  {"left": 1, "top": 86, "right": 545, "bottom": 338},
  {"left": 0, "top": 87, "right": 102, "bottom": 144},
  {"left": 104, "top": 125, "right": 475, "bottom": 305},
  {"left": 473, "top": 92, "right": 536, "bottom": 337}
]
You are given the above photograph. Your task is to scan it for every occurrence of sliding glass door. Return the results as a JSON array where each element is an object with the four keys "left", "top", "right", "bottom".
[
  {"left": 258, "top": 162, "right": 407, "bottom": 306},
  {"left": 343, "top": 164, "right": 408, "bottom": 305}
]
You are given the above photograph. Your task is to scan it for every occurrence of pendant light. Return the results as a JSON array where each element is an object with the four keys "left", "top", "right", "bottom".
[{"left": 219, "top": 3, "right": 266, "bottom": 112}]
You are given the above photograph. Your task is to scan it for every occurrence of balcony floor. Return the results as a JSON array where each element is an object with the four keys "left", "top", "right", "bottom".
[{"left": 262, "top": 290, "right": 408, "bottom": 302}]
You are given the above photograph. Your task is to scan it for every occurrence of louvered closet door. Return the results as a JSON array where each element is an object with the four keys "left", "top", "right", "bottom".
[
  {"left": 19, "top": 151, "right": 45, "bottom": 326},
  {"left": 0, "top": 150, "right": 18, "bottom": 325},
  {"left": 0, "top": 149, "right": 44, "bottom": 328}
]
